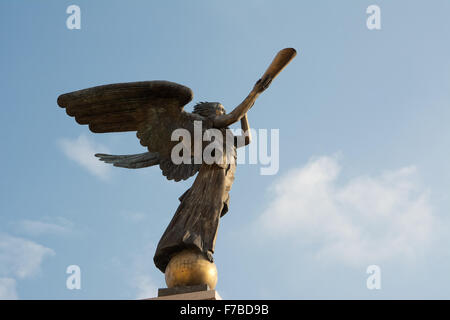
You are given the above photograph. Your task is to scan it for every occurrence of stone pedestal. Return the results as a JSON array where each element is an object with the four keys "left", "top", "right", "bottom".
[{"left": 148, "top": 284, "right": 222, "bottom": 300}]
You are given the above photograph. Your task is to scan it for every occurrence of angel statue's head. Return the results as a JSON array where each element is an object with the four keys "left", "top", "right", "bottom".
[{"left": 192, "top": 102, "right": 226, "bottom": 118}]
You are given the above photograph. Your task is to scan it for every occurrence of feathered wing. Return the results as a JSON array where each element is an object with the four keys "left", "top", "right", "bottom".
[
  {"left": 95, "top": 152, "right": 159, "bottom": 169},
  {"left": 57, "top": 81, "right": 206, "bottom": 181},
  {"left": 95, "top": 152, "right": 201, "bottom": 181}
]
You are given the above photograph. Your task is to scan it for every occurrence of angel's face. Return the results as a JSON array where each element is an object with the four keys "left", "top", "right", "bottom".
[
  {"left": 215, "top": 103, "right": 226, "bottom": 116},
  {"left": 192, "top": 102, "right": 225, "bottom": 118}
]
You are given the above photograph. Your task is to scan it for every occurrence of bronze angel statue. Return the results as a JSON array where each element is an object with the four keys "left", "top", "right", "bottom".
[{"left": 57, "top": 48, "right": 296, "bottom": 286}]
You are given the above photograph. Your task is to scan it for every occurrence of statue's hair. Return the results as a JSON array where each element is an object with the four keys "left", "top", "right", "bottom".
[{"left": 192, "top": 102, "right": 219, "bottom": 118}]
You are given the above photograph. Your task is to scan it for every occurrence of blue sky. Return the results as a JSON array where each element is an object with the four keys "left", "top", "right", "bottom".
[{"left": 1, "top": 0, "right": 450, "bottom": 299}]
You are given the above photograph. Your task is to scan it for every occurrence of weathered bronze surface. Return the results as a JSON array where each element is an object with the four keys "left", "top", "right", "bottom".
[{"left": 57, "top": 48, "right": 296, "bottom": 285}]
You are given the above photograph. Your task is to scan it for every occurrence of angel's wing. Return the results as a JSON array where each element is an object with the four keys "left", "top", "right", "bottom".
[{"left": 57, "top": 81, "right": 206, "bottom": 181}]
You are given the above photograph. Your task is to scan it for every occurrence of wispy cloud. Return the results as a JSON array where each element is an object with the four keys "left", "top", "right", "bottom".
[
  {"left": 128, "top": 243, "right": 159, "bottom": 299},
  {"left": 0, "top": 233, "right": 55, "bottom": 299},
  {"left": 133, "top": 273, "right": 159, "bottom": 300},
  {"left": 0, "top": 278, "right": 18, "bottom": 300},
  {"left": 14, "top": 217, "right": 74, "bottom": 237},
  {"left": 58, "top": 134, "right": 111, "bottom": 180},
  {"left": 121, "top": 212, "right": 148, "bottom": 223},
  {"left": 0, "top": 233, "right": 55, "bottom": 279},
  {"left": 257, "top": 155, "right": 435, "bottom": 267}
]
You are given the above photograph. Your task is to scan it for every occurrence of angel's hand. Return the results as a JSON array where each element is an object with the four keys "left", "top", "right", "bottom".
[{"left": 253, "top": 75, "right": 273, "bottom": 93}]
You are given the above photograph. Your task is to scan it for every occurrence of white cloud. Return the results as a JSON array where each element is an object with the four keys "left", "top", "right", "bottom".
[
  {"left": 0, "top": 278, "right": 18, "bottom": 300},
  {"left": 133, "top": 273, "right": 159, "bottom": 300},
  {"left": 258, "top": 155, "right": 435, "bottom": 266},
  {"left": 15, "top": 217, "right": 74, "bottom": 236},
  {"left": 0, "top": 233, "right": 55, "bottom": 279},
  {"left": 58, "top": 134, "right": 111, "bottom": 180},
  {"left": 128, "top": 243, "right": 159, "bottom": 299},
  {"left": 121, "top": 212, "right": 147, "bottom": 223}
]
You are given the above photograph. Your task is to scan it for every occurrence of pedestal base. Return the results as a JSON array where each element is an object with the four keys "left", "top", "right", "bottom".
[{"left": 148, "top": 284, "right": 222, "bottom": 300}]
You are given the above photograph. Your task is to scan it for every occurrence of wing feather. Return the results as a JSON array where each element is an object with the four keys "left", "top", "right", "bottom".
[
  {"left": 95, "top": 152, "right": 160, "bottom": 169},
  {"left": 57, "top": 81, "right": 193, "bottom": 133}
]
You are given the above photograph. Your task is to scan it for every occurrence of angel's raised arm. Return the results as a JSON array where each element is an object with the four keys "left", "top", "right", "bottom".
[
  {"left": 213, "top": 77, "right": 270, "bottom": 129},
  {"left": 234, "top": 114, "right": 252, "bottom": 148},
  {"left": 213, "top": 48, "right": 297, "bottom": 129}
]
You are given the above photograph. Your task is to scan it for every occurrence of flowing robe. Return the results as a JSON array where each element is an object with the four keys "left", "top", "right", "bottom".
[{"left": 153, "top": 126, "right": 236, "bottom": 272}]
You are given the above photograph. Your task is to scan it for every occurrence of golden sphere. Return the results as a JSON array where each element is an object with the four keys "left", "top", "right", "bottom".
[{"left": 165, "top": 249, "right": 218, "bottom": 289}]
